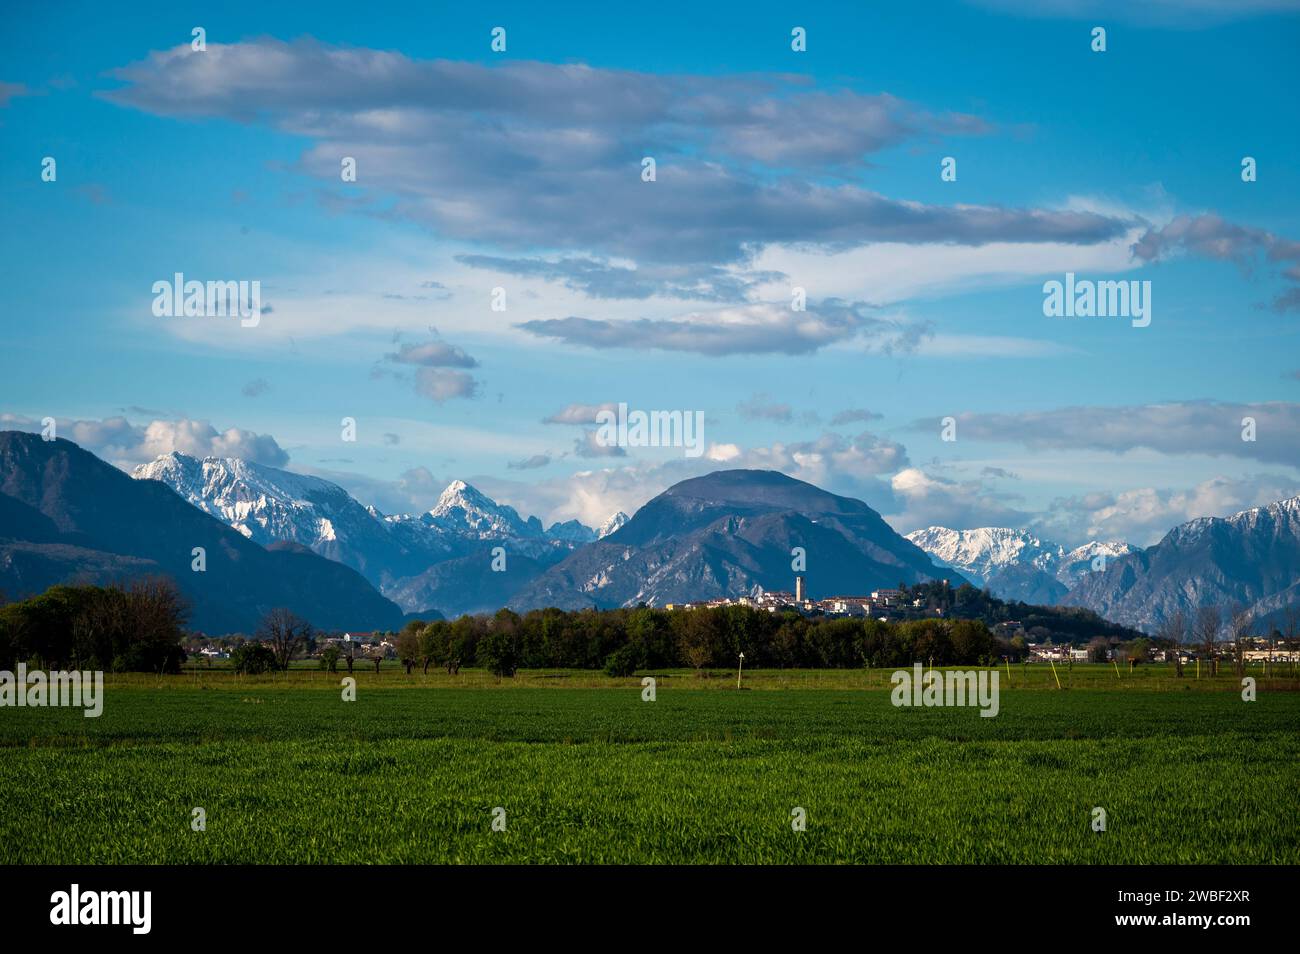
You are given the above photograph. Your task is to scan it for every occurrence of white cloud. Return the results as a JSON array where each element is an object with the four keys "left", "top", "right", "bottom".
[
  {"left": 750, "top": 229, "right": 1147, "bottom": 306},
  {"left": 0, "top": 413, "right": 289, "bottom": 469},
  {"left": 412, "top": 367, "right": 479, "bottom": 402},
  {"left": 886, "top": 467, "right": 1030, "bottom": 534},
  {"left": 544, "top": 402, "right": 618, "bottom": 425},
  {"left": 923, "top": 401, "right": 1300, "bottom": 467},
  {"left": 1035, "top": 474, "right": 1300, "bottom": 546}
]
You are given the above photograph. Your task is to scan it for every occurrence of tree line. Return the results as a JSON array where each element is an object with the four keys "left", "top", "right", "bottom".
[
  {"left": 0, "top": 579, "right": 188, "bottom": 673},
  {"left": 903, "top": 580, "right": 1146, "bottom": 643},
  {"left": 392, "top": 605, "right": 1018, "bottom": 677},
  {"left": 0, "top": 582, "right": 318, "bottom": 676},
  {"left": 12, "top": 581, "right": 1285, "bottom": 679}
]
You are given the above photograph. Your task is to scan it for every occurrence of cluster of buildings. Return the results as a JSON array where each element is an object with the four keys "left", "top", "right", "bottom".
[
  {"left": 1023, "top": 639, "right": 1300, "bottom": 665},
  {"left": 1240, "top": 638, "right": 1300, "bottom": 662},
  {"left": 190, "top": 631, "right": 397, "bottom": 662},
  {"left": 1025, "top": 643, "right": 1090, "bottom": 662},
  {"left": 315, "top": 632, "right": 395, "bottom": 659},
  {"left": 665, "top": 576, "right": 932, "bottom": 621}
]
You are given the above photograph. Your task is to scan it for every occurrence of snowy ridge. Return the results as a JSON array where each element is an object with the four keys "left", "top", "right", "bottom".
[
  {"left": 598, "top": 511, "right": 630, "bottom": 538},
  {"left": 428, "top": 479, "right": 542, "bottom": 539},
  {"left": 1063, "top": 494, "right": 1300, "bottom": 632},
  {"left": 905, "top": 525, "right": 1137, "bottom": 600},
  {"left": 133, "top": 452, "right": 368, "bottom": 548},
  {"left": 131, "top": 452, "right": 630, "bottom": 615}
]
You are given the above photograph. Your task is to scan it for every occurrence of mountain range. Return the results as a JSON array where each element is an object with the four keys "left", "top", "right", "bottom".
[
  {"left": 132, "top": 452, "right": 628, "bottom": 618},
  {"left": 0, "top": 432, "right": 406, "bottom": 634},
  {"left": 4, "top": 430, "right": 1299, "bottom": 636},
  {"left": 906, "top": 508, "right": 1300, "bottom": 634},
  {"left": 905, "top": 527, "right": 1138, "bottom": 605},
  {"left": 1060, "top": 497, "right": 1300, "bottom": 633}
]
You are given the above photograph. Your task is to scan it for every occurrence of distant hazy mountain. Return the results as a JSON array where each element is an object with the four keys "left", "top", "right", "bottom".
[
  {"left": 1062, "top": 497, "right": 1300, "bottom": 633},
  {"left": 383, "top": 551, "right": 549, "bottom": 620},
  {"left": 0, "top": 432, "right": 405, "bottom": 633},
  {"left": 543, "top": 510, "right": 629, "bottom": 544},
  {"left": 905, "top": 527, "right": 1136, "bottom": 604},
  {"left": 546, "top": 519, "right": 597, "bottom": 544},
  {"left": 1058, "top": 540, "right": 1138, "bottom": 589},
  {"left": 509, "top": 469, "right": 963, "bottom": 611},
  {"left": 131, "top": 452, "right": 618, "bottom": 617}
]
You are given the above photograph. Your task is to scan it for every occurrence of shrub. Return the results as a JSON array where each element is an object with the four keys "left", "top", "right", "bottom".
[
  {"left": 604, "top": 642, "right": 643, "bottom": 677},
  {"left": 231, "top": 642, "right": 277, "bottom": 675},
  {"left": 477, "top": 629, "right": 519, "bottom": 678},
  {"left": 319, "top": 644, "right": 341, "bottom": 671}
]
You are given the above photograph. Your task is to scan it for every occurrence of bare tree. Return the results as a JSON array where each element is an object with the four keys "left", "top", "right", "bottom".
[
  {"left": 1156, "top": 609, "right": 1187, "bottom": 677},
  {"left": 1228, "top": 603, "right": 1253, "bottom": 678},
  {"left": 1284, "top": 606, "right": 1300, "bottom": 678},
  {"left": 396, "top": 625, "right": 421, "bottom": 675},
  {"left": 125, "top": 576, "right": 191, "bottom": 645},
  {"left": 257, "top": 608, "right": 314, "bottom": 671},
  {"left": 1193, "top": 605, "right": 1222, "bottom": 676}
]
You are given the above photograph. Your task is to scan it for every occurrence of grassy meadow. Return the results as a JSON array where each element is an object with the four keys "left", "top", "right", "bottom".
[{"left": 1, "top": 663, "right": 1296, "bottom": 864}]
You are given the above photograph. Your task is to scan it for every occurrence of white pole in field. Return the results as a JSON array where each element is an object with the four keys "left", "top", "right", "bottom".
[{"left": 737, "top": 652, "right": 745, "bottom": 690}]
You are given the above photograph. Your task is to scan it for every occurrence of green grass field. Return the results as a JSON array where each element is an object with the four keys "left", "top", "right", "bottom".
[{"left": 1, "top": 664, "right": 1296, "bottom": 864}]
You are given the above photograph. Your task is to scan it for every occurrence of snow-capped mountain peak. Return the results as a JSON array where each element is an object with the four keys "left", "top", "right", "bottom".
[
  {"left": 1063, "top": 495, "right": 1300, "bottom": 632},
  {"left": 132, "top": 453, "right": 380, "bottom": 548},
  {"left": 1062, "top": 539, "right": 1136, "bottom": 566},
  {"left": 1057, "top": 539, "right": 1139, "bottom": 588},
  {"left": 428, "top": 480, "right": 542, "bottom": 538},
  {"left": 905, "top": 527, "right": 1058, "bottom": 579},
  {"left": 905, "top": 525, "right": 1137, "bottom": 603},
  {"left": 133, "top": 455, "right": 607, "bottom": 615},
  {"left": 598, "top": 511, "right": 630, "bottom": 539}
]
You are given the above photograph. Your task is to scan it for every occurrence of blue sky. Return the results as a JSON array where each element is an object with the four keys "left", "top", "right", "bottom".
[{"left": 3, "top": 0, "right": 1299, "bottom": 546}]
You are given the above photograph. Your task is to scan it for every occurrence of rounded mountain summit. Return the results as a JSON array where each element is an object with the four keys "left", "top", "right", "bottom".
[{"left": 509, "top": 469, "right": 964, "bottom": 611}]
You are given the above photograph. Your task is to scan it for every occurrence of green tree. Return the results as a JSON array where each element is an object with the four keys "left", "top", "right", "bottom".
[
  {"left": 773, "top": 616, "right": 805, "bottom": 668},
  {"left": 396, "top": 626, "right": 422, "bottom": 674},
  {"left": 447, "top": 615, "right": 480, "bottom": 673},
  {"left": 478, "top": 628, "right": 519, "bottom": 679},
  {"left": 231, "top": 642, "right": 276, "bottom": 675},
  {"left": 418, "top": 621, "right": 447, "bottom": 674},
  {"left": 604, "top": 641, "right": 643, "bottom": 677},
  {"left": 0, "top": 579, "right": 187, "bottom": 673},
  {"left": 678, "top": 608, "right": 724, "bottom": 674}
]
